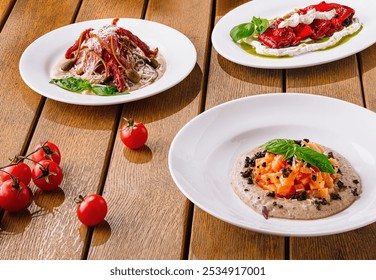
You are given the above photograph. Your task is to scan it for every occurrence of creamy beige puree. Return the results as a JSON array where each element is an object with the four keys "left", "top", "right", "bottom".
[{"left": 230, "top": 146, "right": 361, "bottom": 219}]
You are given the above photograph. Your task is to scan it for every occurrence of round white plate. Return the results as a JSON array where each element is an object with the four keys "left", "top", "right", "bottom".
[
  {"left": 169, "top": 93, "right": 376, "bottom": 236},
  {"left": 19, "top": 18, "right": 196, "bottom": 106},
  {"left": 212, "top": 0, "right": 376, "bottom": 69}
]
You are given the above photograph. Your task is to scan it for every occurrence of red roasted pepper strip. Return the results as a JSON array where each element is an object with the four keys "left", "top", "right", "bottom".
[
  {"left": 104, "top": 51, "right": 126, "bottom": 92},
  {"left": 65, "top": 28, "right": 93, "bottom": 59},
  {"left": 117, "top": 27, "right": 158, "bottom": 58}
]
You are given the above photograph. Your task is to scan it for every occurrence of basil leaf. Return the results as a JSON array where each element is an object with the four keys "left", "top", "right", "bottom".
[
  {"left": 259, "top": 139, "right": 296, "bottom": 155},
  {"left": 230, "top": 22, "right": 255, "bottom": 42},
  {"left": 252, "top": 16, "right": 269, "bottom": 34},
  {"left": 295, "top": 147, "right": 335, "bottom": 174},
  {"left": 92, "top": 85, "right": 129, "bottom": 96},
  {"left": 260, "top": 138, "right": 335, "bottom": 174},
  {"left": 283, "top": 146, "right": 296, "bottom": 160},
  {"left": 50, "top": 77, "right": 91, "bottom": 93}
]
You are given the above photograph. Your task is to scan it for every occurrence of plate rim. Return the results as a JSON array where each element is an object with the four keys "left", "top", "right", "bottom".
[
  {"left": 168, "top": 93, "right": 376, "bottom": 236},
  {"left": 19, "top": 18, "right": 197, "bottom": 106}
]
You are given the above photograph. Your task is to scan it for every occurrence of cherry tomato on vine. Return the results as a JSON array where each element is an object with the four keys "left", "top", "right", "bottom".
[
  {"left": 31, "top": 160, "right": 63, "bottom": 191},
  {"left": 76, "top": 194, "right": 108, "bottom": 226},
  {"left": 0, "top": 162, "right": 32, "bottom": 186},
  {"left": 32, "top": 141, "right": 61, "bottom": 165},
  {"left": 119, "top": 118, "right": 148, "bottom": 149},
  {"left": 0, "top": 179, "right": 33, "bottom": 212}
]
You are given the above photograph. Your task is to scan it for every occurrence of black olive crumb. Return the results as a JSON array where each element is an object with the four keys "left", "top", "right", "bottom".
[
  {"left": 244, "top": 189, "right": 249, "bottom": 192},
  {"left": 262, "top": 162, "right": 267, "bottom": 167},
  {"left": 254, "top": 151, "right": 266, "bottom": 159},
  {"left": 294, "top": 140, "right": 302, "bottom": 146},
  {"left": 282, "top": 167, "right": 292, "bottom": 178},
  {"left": 337, "top": 180, "right": 346, "bottom": 190},
  {"left": 330, "top": 193, "right": 342, "bottom": 200},
  {"left": 241, "top": 169, "right": 251, "bottom": 178},
  {"left": 303, "top": 138, "right": 310, "bottom": 143},
  {"left": 353, "top": 179, "right": 359, "bottom": 184},
  {"left": 351, "top": 188, "right": 359, "bottom": 196},
  {"left": 267, "top": 191, "right": 276, "bottom": 198},
  {"left": 312, "top": 175, "right": 317, "bottom": 181},
  {"left": 327, "top": 152, "right": 334, "bottom": 159},
  {"left": 247, "top": 177, "right": 253, "bottom": 184}
]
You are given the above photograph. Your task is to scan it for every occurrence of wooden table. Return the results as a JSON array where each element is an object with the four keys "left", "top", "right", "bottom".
[{"left": 1, "top": 0, "right": 375, "bottom": 260}]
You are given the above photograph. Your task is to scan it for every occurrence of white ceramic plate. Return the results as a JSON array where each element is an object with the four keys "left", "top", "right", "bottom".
[
  {"left": 19, "top": 18, "right": 196, "bottom": 106},
  {"left": 212, "top": 0, "right": 376, "bottom": 69},
  {"left": 169, "top": 94, "right": 376, "bottom": 236}
]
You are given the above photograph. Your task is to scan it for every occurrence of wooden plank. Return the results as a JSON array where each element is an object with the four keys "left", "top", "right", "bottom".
[
  {"left": 287, "top": 55, "right": 376, "bottom": 259},
  {"left": 0, "top": 0, "right": 145, "bottom": 260},
  {"left": 0, "top": 0, "right": 14, "bottom": 31},
  {"left": 87, "top": 0, "right": 213, "bottom": 260},
  {"left": 360, "top": 45, "right": 376, "bottom": 111},
  {"left": 188, "top": 0, "right": 285, "bottom": 260},
  {"left": 0, "top": 0, "right": 80, "bottom": 227}
]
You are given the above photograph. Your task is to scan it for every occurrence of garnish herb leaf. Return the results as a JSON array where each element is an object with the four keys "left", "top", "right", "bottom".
[
  {"left": 230, "top": 17, "right": 269, "bottom": 42},
  {"left": 260, "top": 139, "right": 335, "bottom": 174},
  {"left": 230, "top": 22, "right": 255, "bottom": 42},
  {"left": 295, "top": 147, "right": 335, "bottom": 174},
  {"left": 92, "top": 85, "right": 129, "bottom": 96},
  {"left": 252, "top": 16, "right": 269, "bottom": 35},
  {"left": 50, "top": 77, "right": 91, "bottom": 93},
  {"left": 260, "top": 139, "right": 295, "bottom": 155},
  {"left": 50, "top": 77, "right": 128, "bottom": 96}
]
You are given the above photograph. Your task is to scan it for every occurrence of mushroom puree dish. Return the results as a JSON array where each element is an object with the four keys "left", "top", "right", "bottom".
[
  {"left": 50, "top": 18, "right": 165, "bottom": 96},
  {"left": 230, "top": 2, "right": 362, "bottom": 57},
  {"left": 230, "top": 139, "right": 361, "bottom": 219}
]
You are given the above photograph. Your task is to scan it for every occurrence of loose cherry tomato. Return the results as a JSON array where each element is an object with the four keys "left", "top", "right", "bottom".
[
  {"left": 0, "top": 162, "right": 32, "bottom": 186},
  {"left": 76, "top": 194, "right": 108, "bottom": 226},
  {"left": 119, "top": 118, "right": 148, "bottom": 149},
  {"left": 0, "top": 179, "right": 33, "bottom": 212},
  {"left": 32, "top": 141, "right": 61, "bottom": 165},
  {"left": 32, "top": 160, "right": 63, "bottom": 191}
]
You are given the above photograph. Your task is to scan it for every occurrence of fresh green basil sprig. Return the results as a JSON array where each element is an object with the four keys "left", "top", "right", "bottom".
[
  {"left": 50, "top": 77, "right": 129, "bottom": 96},
  {"left": 230, "top": 16, "right": 269, "bottom": 42},
  {"left": 260, "top": 139, "right": 335, "bottom": 174}
]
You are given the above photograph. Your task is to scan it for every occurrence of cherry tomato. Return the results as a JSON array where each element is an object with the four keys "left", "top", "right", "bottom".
[
  {"left": 31, "top": 160, "right": 63, "bottom": 191},
  {"left": 76, "top": 194, "right": 108, "bottom": 226},
  {"left": 32, "top": 141, "right": 61, "bottom": 165},
  {"left": 0, "top": 162, "right": 32, "bottom": 186},
  {"left": 119, "top": 118, "right": 148, "bottom": 149},
  {"left": 0, "top": 179, "right": 33, "bottom": 212}
]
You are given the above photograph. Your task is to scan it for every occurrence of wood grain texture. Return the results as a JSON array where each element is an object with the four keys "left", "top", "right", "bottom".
[
  {"left": 359, "top": 45, "right": 376, "bottom": 111},
  {"left": 188, "top": 0, "right": 285, "bottom": 260},
  {"left": 0, "top": 0, "right": 14, "bottom": 31},
  {"left": 0, "top": 0, "right": 144, "bottom": 260},
  {"left": 287, "top": 53, "right": 376, "bottom": 259},
  {"left": 286, "top": 56, "right": 363, "bottom": 105},
  {"left": 0, "top": 0, "right": 79, "bottom": 165},
  {"left": 87, "top": 0, "right": 212, "bottom": 259}
]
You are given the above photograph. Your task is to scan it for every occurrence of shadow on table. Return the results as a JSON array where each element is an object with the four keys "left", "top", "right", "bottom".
[
  {"left": 123, "top": 145, "right": 153, "bottom": 164},
  {"left": 0, "top": 209, "right": 32, "bottom": 235},
  {"left": 121, "top": 63, "right": 203, "bottom": 123},
  {"left": 26, "top": 63, "right": 203, "bottom": 129}
]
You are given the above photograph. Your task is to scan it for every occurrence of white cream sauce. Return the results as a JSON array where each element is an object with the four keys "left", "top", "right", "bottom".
[{"left": 278, "top": 9, "right": 337, "bottom": 28}]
